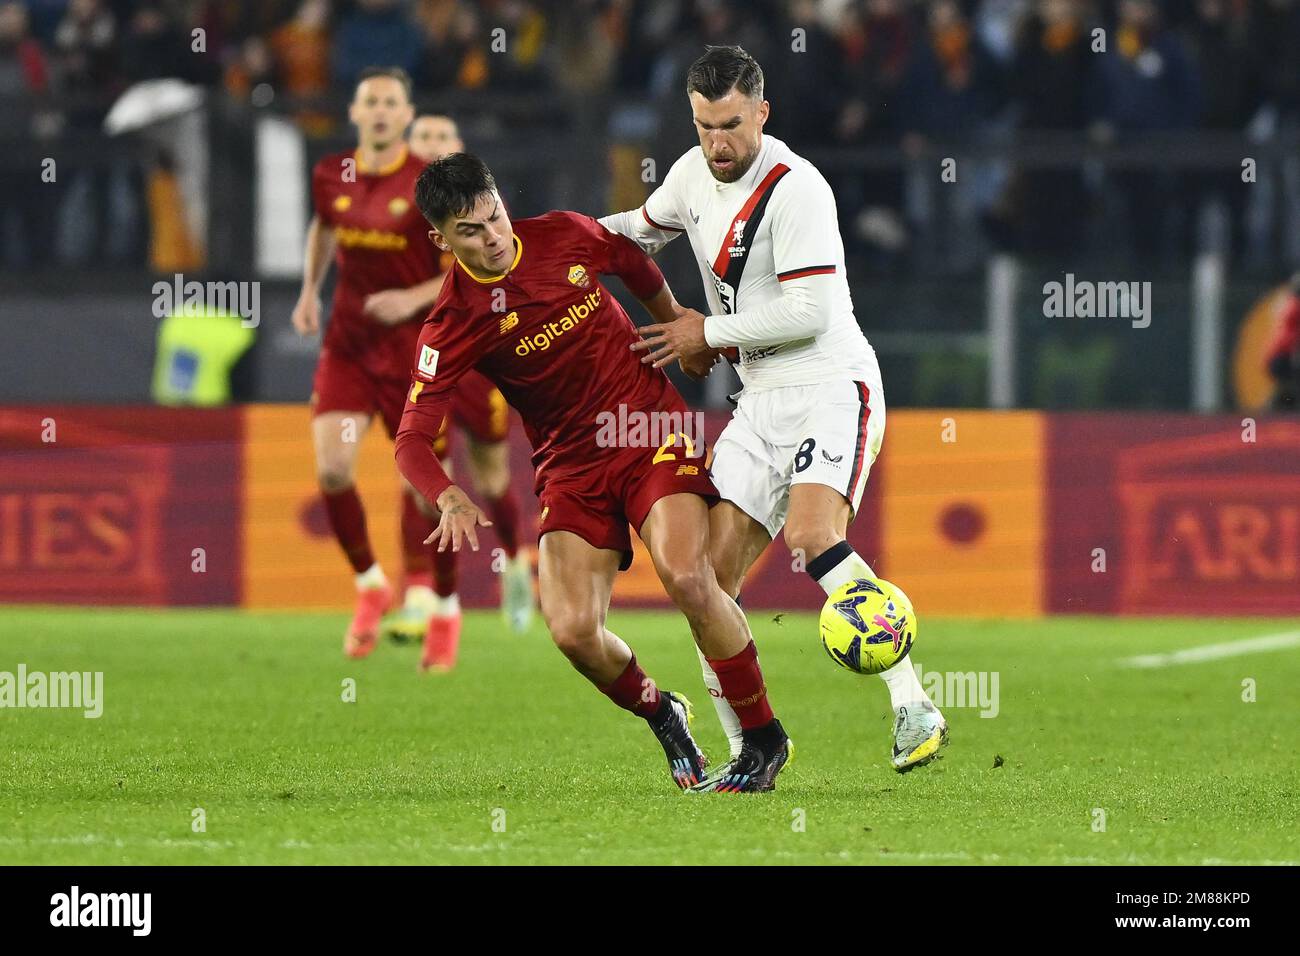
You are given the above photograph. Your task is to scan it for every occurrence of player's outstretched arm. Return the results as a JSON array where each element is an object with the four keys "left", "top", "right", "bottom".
[{"left": 598, "top": 153, "right": 688, "bottom": 255}]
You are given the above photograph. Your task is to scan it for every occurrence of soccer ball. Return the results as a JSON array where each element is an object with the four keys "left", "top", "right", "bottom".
[{"left": 819, "top": 578, "right": 916, "bottom": 675}]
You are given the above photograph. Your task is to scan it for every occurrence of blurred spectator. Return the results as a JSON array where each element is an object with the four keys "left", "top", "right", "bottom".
[
  {"left": 986, "top": 0, "right": 1095, "bottom": 255},
  {"left": 766, "top": 0, "right": 842, "bottom": 145},
  {"left": 1182, "top": 0, "right": 1260, "bottom": 260},
  {"left": 1092, "top": 0, "right": 1201, "bottom": 259},
  {"left": 332, "top": 0, "right": 424, "bottom": 90},
  {"left": 609, "top": 0, "right": 688, "bottom": 94},
  {"left": 834, "top": 0, "right": 915, "bottom": 262},
  {"left": 120, "top": 2, "right": 213, "bottom": 84},
  {"left": 549, "top": 0, "right": 619, "bottom": 95},
  {"left": 900, "top": 0, "right": 1006, "bottom": 272},
  {"left": 52, "top": 0, "right": 120, "bottom": 121},
  {"left": 0, "top": 1, "right": 50, "bottom": 98},
  {"left": 0, "top": 1, "right": 53, "bottom": 268},
  {"left": 974, "top": 0, "right": 1031, "bottom": 64},
  {"left": 901, "top": 0, "right": 1004, "bottom": 136},
  {"left": 475, "top": 0, "right": 549, "bottom": 92},
  {"left": 1251, "top": 0, "right": 1300, "bottom": 119},
  {"left": 413, "top": 0, "right": 484, "bottom": 90},
  {"left": 227, "top": 0, "right": 333, "bottom": 133}
]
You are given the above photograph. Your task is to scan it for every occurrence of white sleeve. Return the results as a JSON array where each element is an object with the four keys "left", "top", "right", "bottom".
[
  {"left": 598, "top": 154, "right": 688, "bottom": 255},
  {"left": 703, "top": 175, "right": 841, "bottom": 348}
]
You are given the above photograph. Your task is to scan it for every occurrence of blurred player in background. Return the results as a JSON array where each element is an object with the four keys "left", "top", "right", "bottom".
[
  {"left": 604, "top": 46, "right": 947, "bottom": 779},
  {"left": 1264, "top": 273, "right": 1300, "bottom": 410},
  {"left": 396, "top": 154, "right": 791, "bottom": 791},
  {"left": 291, "top": 67, "right": 452, "bottom": 662},
  {"left": 401, "top": 114, "right": 534, "bottom": 665}
]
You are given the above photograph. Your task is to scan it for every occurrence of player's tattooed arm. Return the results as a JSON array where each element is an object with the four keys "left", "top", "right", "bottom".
[{"left": 427, "top": 485, "right": 494, "bottom": 553}]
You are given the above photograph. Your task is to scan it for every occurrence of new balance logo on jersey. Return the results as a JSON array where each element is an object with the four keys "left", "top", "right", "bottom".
[{"left": 499, "top": 311, "right": 519, "bottom": 334}]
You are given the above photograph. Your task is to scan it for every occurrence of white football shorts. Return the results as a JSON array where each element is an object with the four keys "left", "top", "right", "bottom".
[{"left": 710, "top": 378, "right": 886, "bottom": 539}]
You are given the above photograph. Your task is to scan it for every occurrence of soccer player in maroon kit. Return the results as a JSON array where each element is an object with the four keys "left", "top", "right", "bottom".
[
  {"left": 291, "top": 67, "right": 526, "bottom": 663},
  {"left": 395, "top": 153, "right": 791, "bottom": 790},
  {"left": 401, "top": 113, "right": 534, "bottom": 665}
]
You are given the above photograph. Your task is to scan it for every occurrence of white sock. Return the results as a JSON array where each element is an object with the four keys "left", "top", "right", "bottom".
[
  {"left": 404, "top": 584, "right": 436, "bottom": 607},
  {"left": 808, "top": 541, "right": 876, "bottom": 595},
  {"left": 431, "top": 592, "right": 460, "bottom": 618},
  {"left": 880, "top": 656, "right": 929, "bottom": 710},
  {"left": 696, "top": 645, "right": 744, "bottom": 759},
  {"left": 806, "top": 541, "right": 929, "bottom": 710},
  {"left": 355, "top": 563, "right": 387, "bottom": 590}
]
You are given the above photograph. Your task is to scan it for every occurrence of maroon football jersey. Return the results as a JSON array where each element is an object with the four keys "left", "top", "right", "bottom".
[
  {"left": 395, "top": 210, "right": 674, "bottom": 504},
  {"left": 311, "top": 146, "right": 448, "bottom": 381}
]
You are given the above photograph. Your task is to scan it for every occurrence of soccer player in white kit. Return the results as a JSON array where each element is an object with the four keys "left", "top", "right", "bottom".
[{"left": 601, "top": 45, "right": 948, "bottom": 780}]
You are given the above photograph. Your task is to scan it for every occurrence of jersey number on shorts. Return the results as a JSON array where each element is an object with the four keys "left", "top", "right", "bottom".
[{"left": 653, "top": 432, "right": 697, "bottom": 464}]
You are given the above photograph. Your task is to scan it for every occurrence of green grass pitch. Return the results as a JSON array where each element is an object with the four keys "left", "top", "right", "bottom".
[{"left": 2, "top": 607, "right": 1298, "bottom": 865}]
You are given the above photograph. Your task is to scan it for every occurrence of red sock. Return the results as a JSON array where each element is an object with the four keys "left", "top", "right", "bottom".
[
  {"left": 484, "top": 490, "right": 520, "bottom": 557},
  {"left": 598, "top": 654, "right": 661, "bottom": 718},
  {"left": 400, "top": 492, "right": 436, "bottom": 579},
  {"left": 323, "top": 487, "right": 374, "bottom": 573},
  {"left": 433, "top": 542, "right": 458, "bottom": 598},
  {"left": 707, "top": 640, "right": 774, "bottom": 730}
]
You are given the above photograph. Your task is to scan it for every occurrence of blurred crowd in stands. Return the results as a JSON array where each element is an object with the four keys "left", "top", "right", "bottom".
[{"left": 2, "top": 0, "right": 1299, "bottom": 273}]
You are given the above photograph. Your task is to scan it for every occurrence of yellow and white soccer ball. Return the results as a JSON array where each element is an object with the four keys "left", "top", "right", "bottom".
[{"left": 819, "top": 578, "right": 916, "bottom": 675}]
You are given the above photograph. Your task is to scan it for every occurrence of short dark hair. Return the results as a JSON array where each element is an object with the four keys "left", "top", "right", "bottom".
[
  {"left": 686, "top": 45, "right": 764, "bottom": 101},
  {"left": 415, "top": 152, "right": 498, "bottom": 225},
  {"left": 355, "top": 65, "right": 413, "bottom": 101}
]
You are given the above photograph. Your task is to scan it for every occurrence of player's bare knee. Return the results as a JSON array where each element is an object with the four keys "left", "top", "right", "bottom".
[
  {"left": 711, "top": 560, "right": 744, "bottom": 601},
  {"left": 317, "top": 465, "right": 354, "bottom": 494},
  {"left": 785, "top": 524, "right": 839, "bottom": 565},
  {"left": 543, "top": 607, "right": 603, "bottom": 662},
  {"left": 661, "top": 565, "right": 715, "bottom": 619}
]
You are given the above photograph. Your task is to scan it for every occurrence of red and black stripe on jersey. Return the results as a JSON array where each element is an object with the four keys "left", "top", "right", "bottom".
[{"left": 710, "top": 163, "right": 792, "bottom": 310}]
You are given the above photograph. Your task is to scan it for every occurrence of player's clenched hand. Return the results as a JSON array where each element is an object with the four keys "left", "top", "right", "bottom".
[
  {"left": 632, "top": 310, "right": 710, "bottom": 370},
  {"left": 363, "top": 288, "right": 418, "bottom": 326},
  {"left": 427, "top": 485, "right": 493, "bottom": 553},
  {"left": 291, "top": 292, "right": 321, "bottom": 336}
]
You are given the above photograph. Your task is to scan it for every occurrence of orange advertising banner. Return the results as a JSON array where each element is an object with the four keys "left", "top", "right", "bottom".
[{"left": 878, "top": 411, "right": 1045, "bottom": 617}]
